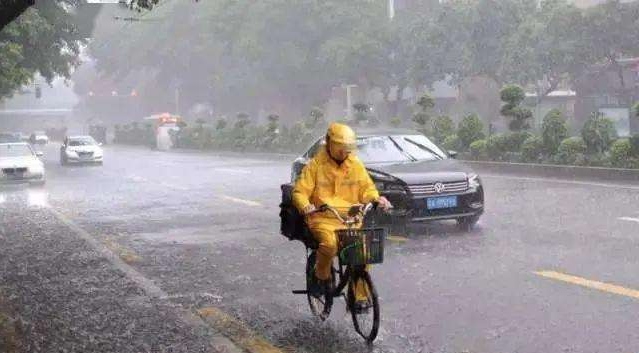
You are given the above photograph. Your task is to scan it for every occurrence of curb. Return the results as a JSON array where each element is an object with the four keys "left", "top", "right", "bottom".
[
  {"left": 48, "top": 208, "right": 246, "bottom": 353},
  {"left": 461, "top": 160, "right": 639, "bottom": 183}
]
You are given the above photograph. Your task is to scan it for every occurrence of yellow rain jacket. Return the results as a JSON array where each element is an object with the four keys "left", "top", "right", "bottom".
[{"left": 292, "top": 147, "right": 379, "bottom": 229}]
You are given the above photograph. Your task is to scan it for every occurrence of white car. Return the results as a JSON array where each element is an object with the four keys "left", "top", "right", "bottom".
[
  {"left": 0, "top": 143, "right": 46, "bottom": 185},
  {"left": 60, "top": 136, "right": 104, "bottom": 165},
  {"left": 30, "top": 131, "right": 49, "bottom": 144}
]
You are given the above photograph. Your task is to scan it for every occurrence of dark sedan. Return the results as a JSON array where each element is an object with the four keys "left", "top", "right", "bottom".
[{"left": 288, "top": 128, "right": 484, "bottom": 232}]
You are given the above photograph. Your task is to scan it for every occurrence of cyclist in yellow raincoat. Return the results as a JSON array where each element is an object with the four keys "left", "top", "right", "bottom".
[{"left": 292, "top": 122, "right": 392, "bottom": 309}]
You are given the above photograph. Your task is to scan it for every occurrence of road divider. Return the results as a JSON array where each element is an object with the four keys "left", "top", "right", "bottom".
[
  {"left": 482, "top": 174, "right": 639, "bottom": 191},
  {"left": 534, "top": 270, "right": 639, "bottom": 300},
  {"left": 464, "top": 160, "right": 639, "bottom": 183}
]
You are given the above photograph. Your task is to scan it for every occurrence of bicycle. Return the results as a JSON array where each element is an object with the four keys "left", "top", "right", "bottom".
[{"left": 292, "top": 202, "right": 387, "bottom": 343}]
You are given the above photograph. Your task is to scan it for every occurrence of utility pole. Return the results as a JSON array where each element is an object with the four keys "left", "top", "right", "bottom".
[
  {"left": 175, "top": 88, "right": 180, "bottom": 115},
  {"left": 345, "top": 84, "right": 358, "bottom": 120},
  {"left": 388, "top": 0, "right": 395, "bottom": 20}
]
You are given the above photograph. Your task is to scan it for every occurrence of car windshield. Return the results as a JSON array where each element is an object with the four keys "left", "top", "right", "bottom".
[
  {"left": 69, "top": 138, "right": 96, "bottom": 146},
  {"left": 0, "top": 144, "right": 33, "bottom": 157},
  {"left": 390, "top": 135, "right": 447, "bottom": 161},
  {"left": 356, "top": 136, "right": 413, "bottom": 164}
]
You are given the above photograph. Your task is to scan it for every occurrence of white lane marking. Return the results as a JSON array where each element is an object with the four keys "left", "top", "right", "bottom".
[
  {"left": 159, "top": 182, "right": 188, "bottom": 191},
  {"left": 221, "top": 195, "right": 262, "bottom": 207},
  {"left": 213, "top": 168, "right": 251, "bottom": 175},
  {"left": 128, "top": 175, "right": 148, "bottom": 183},
  {"left": 482, "top": 174, "right": 639, "bottom": 191},
  {"left": 619, "top": 217, "right": 639, "bottom": 224}
]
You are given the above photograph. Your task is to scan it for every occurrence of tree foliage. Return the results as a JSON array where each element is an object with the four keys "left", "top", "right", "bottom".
[
  {"left": 581, "top": 112, "right": 617, "bottom": 154},
  {"left": 500, "top": 85, "right": 532, "bottom": 131},
  {"left": 457, "top": 114, "right": 485, "bottom": 151},
  {"left": 541, "top": 109, "right": 569, "bottom": 155},
  {"left": 0, "top": 2, "right": 84, "bottom": 99}
]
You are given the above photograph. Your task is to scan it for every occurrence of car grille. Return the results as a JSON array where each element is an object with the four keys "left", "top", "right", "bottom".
[
  {"left": 407, "top": 180, "right": 468, "bottom": 196},
  {"left": 2, "top": 167, "right": 27, "bottom": 174},
  {"left": 78, "top": 152, "right": 94, "bottom": 157}
]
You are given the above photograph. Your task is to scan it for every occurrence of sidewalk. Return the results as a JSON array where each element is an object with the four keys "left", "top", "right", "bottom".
[{"left": 0, "top": 204, "right": 242, "bottom": 353}]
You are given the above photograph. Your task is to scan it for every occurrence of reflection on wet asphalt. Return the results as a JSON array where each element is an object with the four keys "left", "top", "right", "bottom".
[{"left": 2, "top": 143, "right": 639, "bottom": 353}]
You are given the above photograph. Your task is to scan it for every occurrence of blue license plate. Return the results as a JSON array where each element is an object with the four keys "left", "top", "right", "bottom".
[{"left": 426, "top": 196, "right": 458, "bottom": 210}]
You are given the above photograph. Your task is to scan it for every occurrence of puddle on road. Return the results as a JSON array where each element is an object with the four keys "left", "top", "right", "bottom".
[{"left": 0, "top": 187, "right": 49, "bottom": 208}]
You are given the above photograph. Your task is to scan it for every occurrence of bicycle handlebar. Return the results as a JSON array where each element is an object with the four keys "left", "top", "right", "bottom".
[{"left": 307, "top": 202, "right": 380, "bottom": 226}]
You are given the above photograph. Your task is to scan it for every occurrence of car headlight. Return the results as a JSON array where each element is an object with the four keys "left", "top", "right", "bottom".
[
  {"left": 29, "top": 162, "right": 44, "bottom": 174},
  {"left": 468, "top": 173, "right": 481, "bottom": 190},
  {"left": 66, "top": 150, "right": 78, "bottom": 157},
  {"left": 368, "top": 169, "right": 397, "bottom": 182}
]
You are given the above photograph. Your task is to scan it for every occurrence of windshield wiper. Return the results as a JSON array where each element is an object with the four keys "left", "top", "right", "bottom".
[
  {"left": 402, "top": 137, "right": 444, "bottom": 160},
  {"left": 388, "top": 136, "right": 417, "bottom": 162}
]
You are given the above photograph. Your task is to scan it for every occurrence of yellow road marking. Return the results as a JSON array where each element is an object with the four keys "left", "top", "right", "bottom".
[
  {"left": 197, "top": 307, "right": 285, "bottom": 353},
  {"left": 103, "top": 237, "right": 142, "bottom": 264},
  {"left": 534, "top": 271, "right": 639, "bottom": 299},
  {"left": 387, "top": 235, "right": 408, "bottom": 243},
  {"left": 221, "top": 195, "right": 262, "bottom": 207}
]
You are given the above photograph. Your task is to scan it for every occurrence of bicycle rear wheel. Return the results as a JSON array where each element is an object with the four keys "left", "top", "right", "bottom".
[
  {"left": 306, "top": 251, "right": 333, "bottom": 320},
  {"left": 347, "top": 271, "right": 380, "bottom": 343}
]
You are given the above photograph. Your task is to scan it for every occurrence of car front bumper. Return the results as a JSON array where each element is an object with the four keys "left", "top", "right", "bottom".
[
  {"left": 381, "top": 186, "right": 484, "bottom": 223},
  {"left": 0, "top": 172, "right": 45, "bottom": 185},
  {"left": 66, "top": 155, "right": 103, "bottom": 163}
]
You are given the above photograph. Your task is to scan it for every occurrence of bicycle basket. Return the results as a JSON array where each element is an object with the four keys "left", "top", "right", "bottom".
[{"left": 337, "top": 227, "right": 386, "bottom": 266}]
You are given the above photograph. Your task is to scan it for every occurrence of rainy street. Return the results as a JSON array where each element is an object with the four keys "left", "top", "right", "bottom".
[{"left": 1, "top": 144, "right": 639, "bottom": 353}]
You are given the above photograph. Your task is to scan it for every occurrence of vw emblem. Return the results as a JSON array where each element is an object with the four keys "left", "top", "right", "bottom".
[{"left": 433, "top": 182, "right": 446, "bottom": 193}]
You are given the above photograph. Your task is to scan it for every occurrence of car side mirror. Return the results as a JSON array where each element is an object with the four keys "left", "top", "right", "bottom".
[
  {"left": 35, "top": 151, "right": 44, "bottom": 157},
  {"left": 98, "top": 142, "right": 103, "bottom": 146},
  {"left": 448, "top": 150, "right": 458, "bottom": 159}
]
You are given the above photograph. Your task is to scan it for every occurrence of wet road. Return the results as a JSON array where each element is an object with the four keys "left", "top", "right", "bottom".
[{"left": 2, "top": 143, "right": 639, "bottom": 353}]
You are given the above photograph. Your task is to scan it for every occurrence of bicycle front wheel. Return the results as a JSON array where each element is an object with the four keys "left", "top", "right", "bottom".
[
  {"left": 306, "top": 251, "right": 333, "bottom": 320},
  {"left": 348, "top": 271, "right": 380, "bottom": 343}
]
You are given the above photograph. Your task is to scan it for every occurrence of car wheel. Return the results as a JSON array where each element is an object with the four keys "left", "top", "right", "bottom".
[{"left": 457, "top": 216, "right": 479, "bottom": 232}]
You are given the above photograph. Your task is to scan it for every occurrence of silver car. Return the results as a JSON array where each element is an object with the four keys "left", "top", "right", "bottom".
[
  {"left": 0, "top": 143, "right": 46, "bottom": 185},
  {"left": 60, "top": 135, "right": 104, "bottom": 165}
]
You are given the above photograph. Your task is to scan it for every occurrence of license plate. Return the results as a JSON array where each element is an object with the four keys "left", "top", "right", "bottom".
[{"left": 426, "top": 196, "right": 458, "bottom": 210}]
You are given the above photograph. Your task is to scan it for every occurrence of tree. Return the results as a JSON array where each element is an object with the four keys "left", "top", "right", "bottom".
[
  {"left": 88, "top": 0, "right": 391, "bottom": 119},
  {"left": 457, "top": 114, "right": 485, "bottom": 151},
  {"left": 581, "top": 0, "right": 639, "bottom": 108},
  {"left": 1, "top": 2, "right": 84, "bottom": 100},
  {"left": 541, "top": 109, "right": 569, "bottom": 155},
  {"left": 0, "top": 0, "right": 162, "bottom": 100},
  {"left": 500, "top": 85, "right": 533, "bottom": 131},
  {"left": 411, "top": 94, "right": 434, "bottom": 134},
  {"left": 1, "top": 0, "right": 160, "bottom": 31},
  {"left": 431, "top": 116, "right": 455, "bottom": 145},
  {"left": 581, "top": 112, "right": 617, "bottom": 154},
  {"left": 502, "top": 0, "right": 588, "bottom": 102}
]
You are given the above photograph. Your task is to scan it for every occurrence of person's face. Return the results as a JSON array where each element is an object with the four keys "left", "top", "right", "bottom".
[{"left": 328, "top": 140, "right": 354, "bottom": 162}]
